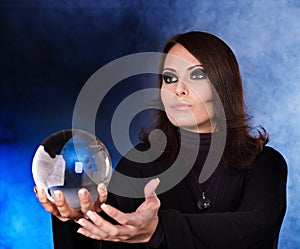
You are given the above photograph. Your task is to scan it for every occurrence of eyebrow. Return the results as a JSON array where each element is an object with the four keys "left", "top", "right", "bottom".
[
  {"left": 187, "top": 64, "right": 204, "bottom": 70},
  {"left": 163, "top": 64, "right": 204, "bottom": 72}
]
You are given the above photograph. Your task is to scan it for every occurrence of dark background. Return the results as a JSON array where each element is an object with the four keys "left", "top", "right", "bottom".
[{"left": 0, "top": 1, "right": 299, "bottom": 248}]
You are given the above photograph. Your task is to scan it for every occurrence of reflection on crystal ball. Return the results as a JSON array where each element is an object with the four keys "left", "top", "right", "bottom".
[{"left": 32, "top": 129, "right": 112, "bottom": 208}]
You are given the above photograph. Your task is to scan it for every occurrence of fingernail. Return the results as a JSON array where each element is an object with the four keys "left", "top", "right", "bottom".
[
  {"left": 77, "top": 219, "right": 84, "bottom": 225},
  {"left": 155, "top": 178, "right": 160, "bottom": 184},
  {"left": 37, "top": 187, "right": 44, "bottom": 199},
  {"left": 86, "top": 210, "right": 96, "bottom": 219},
  {"left": 79, "top": 189, "right": 88, "bottom": 199},
  {"left": 54, "top": 190, "right": 62, "bottom": 200},
  {"left": 152, "top": 178, "right": 160, "bottom": 189},
  {"left": 98, "top": 183, "right": 107, "bottom": 192},
  {"left": 101, "top": 203, "right": 108, "bottom": 210}
]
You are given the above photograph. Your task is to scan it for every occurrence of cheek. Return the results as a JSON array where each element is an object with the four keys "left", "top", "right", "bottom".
[
  {"left": 194, "top": 101, "right": 215, "bottom": 121},
  {"left": 160, "top": 86, "right": 173, "bottom": 107},
  {"left": 190, "top": 84, "right": 215, "bottom": 120},
  {"left": 190, "top": 82, "right": 213, "bottom": 103},
  {"left": 160, "top": 87, "right": 180, "bottom": 126}
]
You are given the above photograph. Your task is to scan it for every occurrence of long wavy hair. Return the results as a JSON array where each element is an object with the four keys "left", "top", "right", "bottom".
[{"left": 140, "top": 31, "right": 268, "bottom": 171}]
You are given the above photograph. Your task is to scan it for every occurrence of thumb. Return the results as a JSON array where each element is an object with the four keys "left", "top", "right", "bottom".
[
  {"left": 136, "top": 178, "right": 160, "bottom": 212},
  {"left": 144, "top": 178, "right": 160, "bottom": 199}
]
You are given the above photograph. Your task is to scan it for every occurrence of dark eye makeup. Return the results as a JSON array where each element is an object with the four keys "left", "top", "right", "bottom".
[
  {"left": 190, "top": 68, "right": 207, "bottom": 80},
  {"left": 162, "top": 67, "right": 207, "bottom": 84},
  {"left": 162, "top": 72, "right": 178, "bottom": 83}
]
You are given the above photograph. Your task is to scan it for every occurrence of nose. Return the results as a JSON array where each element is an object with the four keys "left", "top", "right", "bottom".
[{"left": 175, "top": 81, "right": 189, "bottom": 97}]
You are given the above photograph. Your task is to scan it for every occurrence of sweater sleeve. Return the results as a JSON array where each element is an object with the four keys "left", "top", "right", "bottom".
[{"left": 158, "top": 147, "right": 287, "bottom": 249}]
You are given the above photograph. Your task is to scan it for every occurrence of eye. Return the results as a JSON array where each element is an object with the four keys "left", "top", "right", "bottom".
[
  {"left": 162, "top": 72, "right": 178, "bottom": 84},
  {"left": 190, "top": 68, "right": 207, "bottom": 80}
]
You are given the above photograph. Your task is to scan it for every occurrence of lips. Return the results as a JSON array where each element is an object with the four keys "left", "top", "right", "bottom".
[{"left": 171, "top": 102, "right": 192, "bottom": 111}]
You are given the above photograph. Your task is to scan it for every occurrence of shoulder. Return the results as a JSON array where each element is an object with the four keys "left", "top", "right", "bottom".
[
  {"left": 255, "top": 146, "right": 287, "bottom": 168},
  {"left": 248, "top": 146, "right": 287, "bottom": 181}
]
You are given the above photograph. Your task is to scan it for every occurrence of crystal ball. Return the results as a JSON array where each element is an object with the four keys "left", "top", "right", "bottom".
[{"left": 32, "top": 129, "right": 112, "bottom": 208}]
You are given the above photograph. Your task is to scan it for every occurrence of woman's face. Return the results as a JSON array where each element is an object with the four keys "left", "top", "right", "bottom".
[{"left": 161, "top": 43, "right": 215, "bottom": 133}]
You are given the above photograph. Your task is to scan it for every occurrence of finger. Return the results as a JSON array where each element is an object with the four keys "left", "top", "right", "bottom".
[
  {"left": 54, "top": 190, "right": 81, "bottom": 219},
  {"left": 78, "top": 188, "right": 93, "bottom": 214},
  {"left": 94, "top": 183, "right": 107, "bottom": 212},
  {"left": 144, "top": 178, "right": 160, "bottom": 198},
  {"left": 35, "top": 187, "right": 56, "bottom": 212},
  {"left": 98, "top": 183, "right": 108, "bottom": 203},
  {"left": 33, "top": 186, "right": 39, "bottom": 198},
  {"left": 136, "top": 179, "right": 160, "bottom": 212},
  {"left": 100, "top": 203, "right": 135, "bottom": 226},
  {"left": 77, "top": 227, "right": 103, "bottom": 240},
  {"left": 35, "top": 187, "right": 71, "bottom": 221},
  {"left": 77, "top": 216, "right": 109, "bottom": 240},
  {"left": 82, "top": 210, "right": 120, "bottom": 237},
  {"left": 77, "top": 225, "right": 127, "bottom": 242}
]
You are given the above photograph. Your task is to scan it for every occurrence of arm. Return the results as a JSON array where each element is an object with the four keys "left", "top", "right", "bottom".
[
  {"left": 158, "top": 147, "right": 287, "bottom": 249},
  {"left": 75, "top": 146, "right": 286, "bottom": 249}
]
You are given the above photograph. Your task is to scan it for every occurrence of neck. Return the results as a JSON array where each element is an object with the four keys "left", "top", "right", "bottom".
[{"left": 179, "top": 128, "right": 211, "bottom": 150}]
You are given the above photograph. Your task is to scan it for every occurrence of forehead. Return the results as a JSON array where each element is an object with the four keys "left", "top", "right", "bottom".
[{"left": 164, "top": 43, "right": 201, "bottom": 67}]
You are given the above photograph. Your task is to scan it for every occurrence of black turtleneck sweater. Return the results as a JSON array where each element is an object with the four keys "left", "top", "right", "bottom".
[
  {"left": 52, "top": 131, "right": 287, "bottom": 249},
  {"left": 148, "top": 131, "right": 223, "bottom": 247}
]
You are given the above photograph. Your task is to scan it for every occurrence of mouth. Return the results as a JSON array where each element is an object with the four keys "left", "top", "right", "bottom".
[{"left": 171, "top": 102, "right": 193, "bottom": 111}]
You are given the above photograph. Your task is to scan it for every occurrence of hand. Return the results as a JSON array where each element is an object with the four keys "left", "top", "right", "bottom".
[
  {"left": 77, "top": 178, "right": 161, "bottom": 243},
  {"left": 33, "top": 183, "right": 108, "bottom": 222}
]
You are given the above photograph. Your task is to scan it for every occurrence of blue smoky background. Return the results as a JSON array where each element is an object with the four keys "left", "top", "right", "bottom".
[{"left": 0, "top": 1, "right": 299, "bottom": 248}]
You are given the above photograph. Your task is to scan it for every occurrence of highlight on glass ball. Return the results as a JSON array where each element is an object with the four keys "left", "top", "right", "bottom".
[{"left": 32, "top": 129, "right": 112, "bottom": 208}]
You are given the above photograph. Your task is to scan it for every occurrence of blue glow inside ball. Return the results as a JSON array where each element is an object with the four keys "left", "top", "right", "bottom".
[{"left": 32, "top": 129, "right": 112, "bottom": 208}]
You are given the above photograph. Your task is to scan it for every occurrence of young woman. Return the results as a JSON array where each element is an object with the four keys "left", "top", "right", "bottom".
[{"left": 35, "top": 31, "right": 287, "bottom": 249}]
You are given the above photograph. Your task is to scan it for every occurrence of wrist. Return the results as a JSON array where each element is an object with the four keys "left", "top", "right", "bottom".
[{"left": 147, "top": 216, "right": 164, "bottom": 248}]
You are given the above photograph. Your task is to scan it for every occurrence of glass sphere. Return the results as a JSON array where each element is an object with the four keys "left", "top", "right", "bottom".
[{"left": 32, "top": 129, "right": 112, "bottom": 208}]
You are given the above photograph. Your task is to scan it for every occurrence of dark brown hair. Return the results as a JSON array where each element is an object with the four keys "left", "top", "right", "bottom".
[{"left": 140, "top": 31, "right": 268, "bottom": 171}]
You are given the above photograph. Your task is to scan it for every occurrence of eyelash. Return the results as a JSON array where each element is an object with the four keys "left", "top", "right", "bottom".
[
  {"left": 162, "top": 68, "right": 207, "bottom": 84},
  {"left": 162, "top": 72, "right": 178, "bottom": 83}
]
